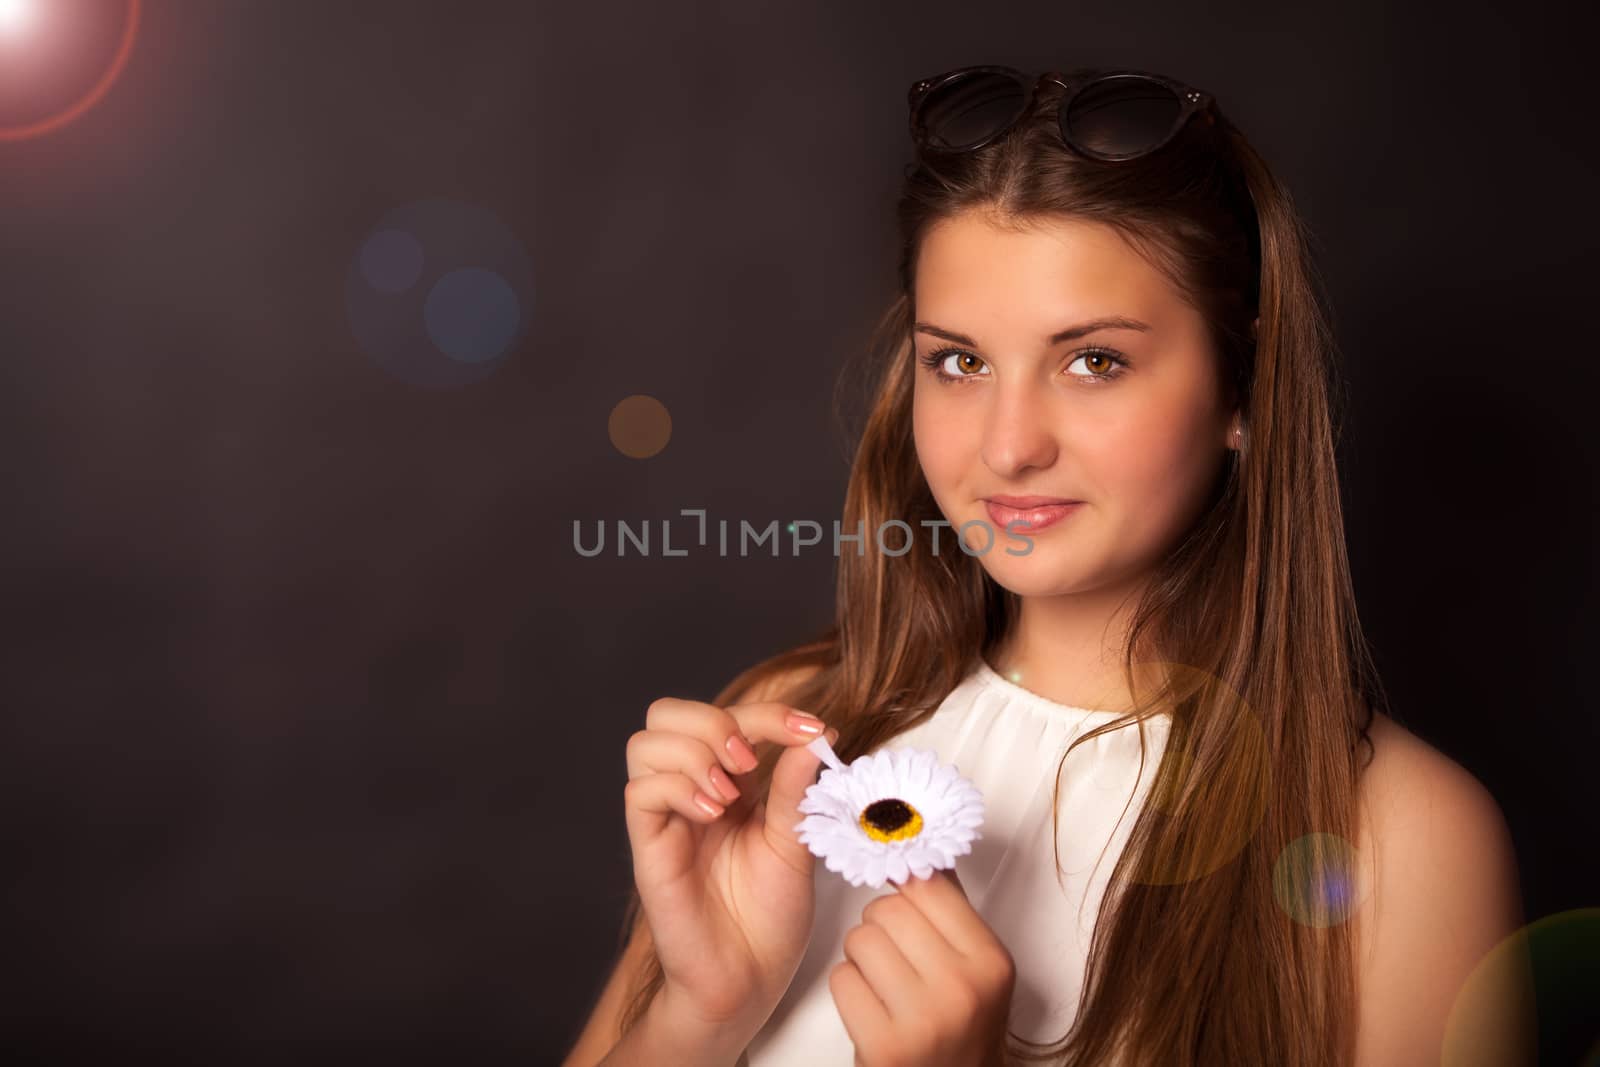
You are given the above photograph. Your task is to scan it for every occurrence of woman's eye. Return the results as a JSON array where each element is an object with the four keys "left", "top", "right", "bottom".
[
  {"left": 919, "top": 345, "right": 1127, "bottom": 384},
  {"left": 941, "top": 350, "right": 987, "bottom": 377},
  {"left": 920, "top": 347, "right": 990, "bottom": 380},
  {"left": 1065, "top": 349, "right": 1128, "bottom": 381}
]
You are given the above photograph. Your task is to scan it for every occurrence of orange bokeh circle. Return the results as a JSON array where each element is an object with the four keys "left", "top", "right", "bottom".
[{"left": 0, "top": 0, "right": 142, "bottom": 142}]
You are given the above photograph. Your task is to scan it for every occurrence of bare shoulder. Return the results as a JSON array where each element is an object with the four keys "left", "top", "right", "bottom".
[
  {"left": 1358, "top": 710, "right": 1517, "bottom": 860},
  {"left": 1352, "top": 711, "right": 1530, "bottom": 1064}
]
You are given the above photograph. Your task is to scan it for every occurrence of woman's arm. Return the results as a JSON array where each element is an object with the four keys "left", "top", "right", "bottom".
[
  {"left": 560, "top": 913, "right": 653, "bottom": 1067},
  {"left": 560, "top": 881, "right": 752, "bottom": 1067},
  {"left": 591, "top": 990, "right": 751, "bottom": 1067},
  {"left": 564, "top": 661, "right": 823, "bottom": 1066},
  {"left": 1352, "top": 712, "right": 1534, "bottom": 1065}
]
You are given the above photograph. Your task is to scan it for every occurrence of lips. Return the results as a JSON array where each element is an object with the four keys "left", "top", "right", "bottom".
[
  {"left": 984, "top": 495, "right": 1080, "bottom": 509},
  {"left": 983, "top": 498, "right": 1082, "bottom": 533}
]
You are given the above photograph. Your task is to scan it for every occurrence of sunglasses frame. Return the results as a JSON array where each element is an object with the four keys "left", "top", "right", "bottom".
[{"left": 907, "top": 65, "right": 1217, "bottom": 161}]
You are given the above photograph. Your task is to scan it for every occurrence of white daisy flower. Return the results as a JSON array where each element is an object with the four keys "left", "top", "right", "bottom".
[{"left": 793, "top": 735, "right": 985, "bottom": 889}]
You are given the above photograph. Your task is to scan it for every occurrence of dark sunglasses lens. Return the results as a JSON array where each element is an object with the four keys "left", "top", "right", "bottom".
[
  {"left": 1063, "top": 76, "right": 1184, "bottom": 159},
  {"left": 917, "top": 71, "right": 1029, "bottom": 151}
]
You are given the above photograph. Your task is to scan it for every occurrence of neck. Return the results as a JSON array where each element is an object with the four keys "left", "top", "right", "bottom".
[{"left": 988, "top": 573, "right": 1152, "bottom": 714}]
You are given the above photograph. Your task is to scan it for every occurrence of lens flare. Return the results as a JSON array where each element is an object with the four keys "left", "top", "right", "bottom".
[
  {"left": 0, "top": 0, "right": 34, "bottom": 33},
  {"left": 1439, "top": 908, "right": 1600, "bottom": 1066},
  {"left": 1271, "top": 833, "right": 1367, "bottom": 927},
  {"left": 1118, "top": 661, "right": 1271, "bottom": 887},
  {"left": 0, "top": 0, "right": 142, "bottom": 142},
  {"left": 345, "top": 199, "right": 534, "bottom": 388},
  {"left": 608, "top": 395, "right": 672, "bottom": 459}
]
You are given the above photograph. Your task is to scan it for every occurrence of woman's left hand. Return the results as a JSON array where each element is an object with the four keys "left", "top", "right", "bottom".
[{"left": 829, "top": 868, "right": 1016, "bottom": 1067}]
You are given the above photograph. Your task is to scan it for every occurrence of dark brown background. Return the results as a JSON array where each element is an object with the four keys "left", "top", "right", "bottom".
[{"left": 2, "top": 0, "right": 1595, "bottom": 1063}]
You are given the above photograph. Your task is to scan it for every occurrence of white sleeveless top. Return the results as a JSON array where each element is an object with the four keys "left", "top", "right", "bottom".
[{"left": 744, "top": 658, "right": 1171, "bottom": 1065}]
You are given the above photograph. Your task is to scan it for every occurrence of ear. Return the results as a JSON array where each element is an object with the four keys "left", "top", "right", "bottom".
[{"left": 1250, "top": 316, "right": 1259, "bottom": 341}]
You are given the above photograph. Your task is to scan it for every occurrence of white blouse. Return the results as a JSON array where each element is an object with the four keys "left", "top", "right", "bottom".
[{"left": 744, "top": 658, "right": 1171, "bottom": 1065}]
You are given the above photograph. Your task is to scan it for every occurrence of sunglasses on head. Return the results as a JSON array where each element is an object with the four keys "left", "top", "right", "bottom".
[
  {"left": 907, "top": 65, "right": 1262, "bottom": 285},
  {"left": 907, "top": 65, "right": 1217, "bottom": 161}
]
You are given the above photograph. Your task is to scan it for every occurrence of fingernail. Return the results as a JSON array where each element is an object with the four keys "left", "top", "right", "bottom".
[
  {"left": 786, "top": 711, "right": 824, "bottom": 737},
  {"left": 692, "top": 791, "right": 724, "bottom": 818},
  {"left": 708, "top": 765, "right": 741, "bottom": 803},
  {"left": 725, "top": 734, "right": 758, "bottom": 771}
]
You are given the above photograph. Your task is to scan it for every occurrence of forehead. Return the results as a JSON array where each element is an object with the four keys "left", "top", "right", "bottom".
[{"left": 913, "top": 212, "right": 1180, "bottom": 334}]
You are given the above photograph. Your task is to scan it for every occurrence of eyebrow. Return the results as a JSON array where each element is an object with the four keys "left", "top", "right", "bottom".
[{"left": 912, "top": 315, "right": 1152, "bottom": 347}]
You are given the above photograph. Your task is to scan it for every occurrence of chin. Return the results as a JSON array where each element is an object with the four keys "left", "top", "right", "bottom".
[{"left": 979, "top": 556, "right": 1094, "bottom": 599}]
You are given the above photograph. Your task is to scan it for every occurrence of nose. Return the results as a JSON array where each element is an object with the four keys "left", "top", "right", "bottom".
[{"left": 980, "top": 380, "right": 1059, "bottom": 478}]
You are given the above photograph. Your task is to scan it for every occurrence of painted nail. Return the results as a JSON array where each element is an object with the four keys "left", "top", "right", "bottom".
[
  {"left": 708, "top": 765, "right": 741, "bottom": 803},
  {"left": 726, "top": 734, "right": 758, "bottom": 772},
  {"left": 786, "top": 711, "right": 824, "bottom": 737},
  {"left": 692, "top": 791, "right": 725, "bottom": 818}
]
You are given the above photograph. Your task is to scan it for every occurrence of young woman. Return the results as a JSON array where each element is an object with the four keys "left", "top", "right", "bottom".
[{"left": 564, "top": 66, "right": 1528, "bottom": 1066}]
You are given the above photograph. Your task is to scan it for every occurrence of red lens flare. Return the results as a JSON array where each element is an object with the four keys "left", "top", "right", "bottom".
[{"left": 0, "top": 0, "right": 141, "bottom": 142}]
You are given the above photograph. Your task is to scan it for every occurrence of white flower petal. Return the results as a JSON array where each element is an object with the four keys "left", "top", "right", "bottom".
[
  {"left": 796, "top": 745, "right": 985, "bottom": 890},
  {"left": 864, "top": 851, "right": 886, "bottom": 888}
]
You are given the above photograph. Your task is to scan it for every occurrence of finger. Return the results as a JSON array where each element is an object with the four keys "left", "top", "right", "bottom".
[
  {"left": 894, "top": 866, "right": 992, "bottom": 961},
  {"left": 828, "top": 959, "right": 892, "bottom": 1055},
  {"left": 644, "top": 696, "right": 829, "bottom": 779},
  {"left": 625, "top": 730, "right": 743, "bottom": 805},
  {"left": 642, "top": 696, "right": 763, "bottom": 778},
  {"left": 860, "top": 890, "right": 956, "bottom": 984},
  {"left": 763, "top": 722, "right": 839, "bottom": 868},
  {"left": 622, "top": 770, "right": 726, "bottom": 844},
  {"left": 842, "top": 919, "right": 924, "bottom": 1020}
]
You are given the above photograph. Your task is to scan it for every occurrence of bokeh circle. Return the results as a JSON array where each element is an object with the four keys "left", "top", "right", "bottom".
[
  {"left": 1271, "top": 832, "right": 1366, "bottom": 927},
  {"left": 608, "top": 395, "right": 672, "bottom": 458},
  {"left": 345, "top": 199, "right": 533, "bottom": 388},
  {"left": 1442, "top": 907, "right": 1600, "bottom": 1067},
  {"left": 1122, "top": 661, "right": 1271, "bottom": 887}
]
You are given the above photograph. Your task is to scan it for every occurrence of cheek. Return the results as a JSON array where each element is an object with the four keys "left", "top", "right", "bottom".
[
  {"left": 1084, "top": 404, "right": 1218, "bottom": 520},
  {"left": 912, "top": 391, "right": 963, "bottom": 488}
]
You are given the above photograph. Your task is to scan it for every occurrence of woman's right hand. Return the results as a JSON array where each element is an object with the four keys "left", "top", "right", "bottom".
[{"left": 623, "top": 695, "right": 837, "bottom": 1044}]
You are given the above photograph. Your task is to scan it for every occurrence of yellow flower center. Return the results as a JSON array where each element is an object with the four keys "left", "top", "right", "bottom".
[{"left": 859, "top": 798, "right": 924, "bottom": 842}]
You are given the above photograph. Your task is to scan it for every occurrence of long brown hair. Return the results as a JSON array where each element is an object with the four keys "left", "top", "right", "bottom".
[{"left": 614, "top": 72, "right": 1386, "bottom": 1065}]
